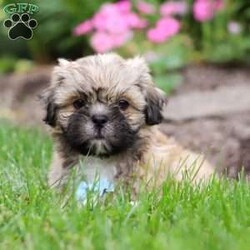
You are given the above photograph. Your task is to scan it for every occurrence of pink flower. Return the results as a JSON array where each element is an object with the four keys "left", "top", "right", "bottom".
[
  {"left": 137, "top": 1, "right": 155, "bottom": 15},
  {"left": 157, "top": 17, "right": 181, "bottom": 37},
  {"left": 93, "top": 2, "right": 149, "bottom": 34},
  {"left": 127, "top": 13, "right": 148, "bottom": 29},
  {"left": 147, "top": 28, "right": 168, "bottom": 43},
  {"left": 93, "top": 3, "right": 130, "bottom": 34},
  {"left": 93, "top": 12, "right": 108, "bottom": 31},
  {"left": 74, "top": 1, "right": 150, "bottom": 51},
  {"left": 90, "top": 32, "right": 114, "bottom": 53},
  {"left": 147, "top": 17, "right": 180, "bottom": 43},
  {"left": 73, "top": 20, "right": 93, "bottom": 36},
  {"left": 111, "top": 31, "right": 133, "bottom": 47},
  {"left": 105, "top": 14, "right": 130, "bottom": 34},
  {"left": 193, "top": 0, "right": 214, "bottom": 22},
  {"left": 160, "top": 1, "right": 188, "bottom": 16},
  {"left": 90, "top": 30, "right": 132, "bottom": 53},
  {"left": 100, "top": 3, "right": 119, "bottom": 16},
  {"left": 116, "top": 0, "right": 131, "bottom": 13},
  {"left": 92, "top": 4, "right": 118, "bottom": 31}
]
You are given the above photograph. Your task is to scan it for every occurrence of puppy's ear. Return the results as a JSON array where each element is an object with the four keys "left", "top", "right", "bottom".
[
  {"left": 144, "top": 87, "right": 167, "bottom": 125},
  {"left": 39, "top": 58, "right": 69, "bottom": 127},
  {"left": 126, "top": 56, "right": 168, "bottom": 125},
  {"left": 39, "top": 88, "right": 58, "bottom": 127}
]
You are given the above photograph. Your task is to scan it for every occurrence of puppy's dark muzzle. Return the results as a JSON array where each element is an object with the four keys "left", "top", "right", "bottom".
[{"left": 92, "top": 114, "right": 108, "bottom": 128}]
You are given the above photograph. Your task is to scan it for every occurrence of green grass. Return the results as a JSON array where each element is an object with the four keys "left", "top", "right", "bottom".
[{"left": 1, "top": 122, "right": 250, "bottom": 250}]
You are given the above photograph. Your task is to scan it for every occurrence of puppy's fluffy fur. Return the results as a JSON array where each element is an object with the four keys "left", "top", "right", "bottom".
[{"left": 41, "top": 53, "right": 214, "bottom": 191}]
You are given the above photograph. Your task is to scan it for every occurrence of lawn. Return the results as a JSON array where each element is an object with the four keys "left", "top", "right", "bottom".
[{"left": 0, "top": 122, "right": 250, "bottom": 250}]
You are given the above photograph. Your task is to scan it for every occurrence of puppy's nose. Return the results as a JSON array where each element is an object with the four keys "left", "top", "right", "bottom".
[{"left": 92, "top": 114, "right": 108, "bottom": 127}]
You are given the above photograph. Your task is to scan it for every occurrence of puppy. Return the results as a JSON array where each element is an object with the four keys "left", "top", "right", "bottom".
[{"left": 41, "top": 53, "right": 214, "bottom": 192}]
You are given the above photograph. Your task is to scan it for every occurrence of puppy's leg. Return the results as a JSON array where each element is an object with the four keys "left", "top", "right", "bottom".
[{"left": 48, "top": 151, "right": 71, "bottom": 189}]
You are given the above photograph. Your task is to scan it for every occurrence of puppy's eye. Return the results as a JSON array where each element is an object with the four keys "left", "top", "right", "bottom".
[
  {"left": 118, "top": 100, "right": 129, "bottom": 111},
  {"left": 73, "top": 99, "right": 85, "bottom": 109}
]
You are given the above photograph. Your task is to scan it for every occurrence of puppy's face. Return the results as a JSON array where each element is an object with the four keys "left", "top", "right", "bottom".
[{"left": 41, "top": 54, "right": 167, "bottom": 157}]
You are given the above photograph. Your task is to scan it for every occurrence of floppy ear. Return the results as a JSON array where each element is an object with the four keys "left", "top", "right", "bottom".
[
  {"left": 144, "top": 87, "right": 167, "bottom": 125},
  {"left": 39, "top": 58, "right": 70, "bottom": 127},
  {"left": 39, "top": 88, "right": 58, "bottom": 127},
  {"left": 126, "top": 56, "right": 168, "bottom": 125}
]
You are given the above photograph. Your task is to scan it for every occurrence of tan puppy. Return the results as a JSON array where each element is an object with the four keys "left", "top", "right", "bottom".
[{"left": 41, "top": 53, "right": 214, "bottom": 192}]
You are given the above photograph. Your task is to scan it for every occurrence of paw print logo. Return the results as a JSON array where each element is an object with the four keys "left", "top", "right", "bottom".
[{"left": 3, "top": 13, "right": 38, "bottom": 40}]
